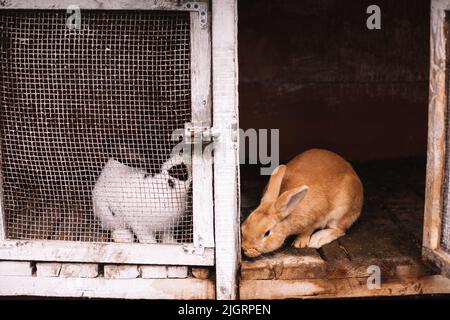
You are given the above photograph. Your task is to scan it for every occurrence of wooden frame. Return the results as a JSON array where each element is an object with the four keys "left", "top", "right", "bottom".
[
  {"left": 424, "top": 0, "right": 450, "bottom": 276},
  {"left": 0, "top": 276, "right": 215, "bottom": 299},
  {"left": 240, "top": 276, "right": 450, "bottom": 300},
  {"left": 211, "top": 0, "right": 240, "bottom": 300},
  {"left": 0, "top": 0, "right": 214, "bottom": 266}
]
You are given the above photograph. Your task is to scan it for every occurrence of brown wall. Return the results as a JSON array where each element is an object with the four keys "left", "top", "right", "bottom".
[{"left": 238, "top": 0, "right": 430, "bottom": 162}]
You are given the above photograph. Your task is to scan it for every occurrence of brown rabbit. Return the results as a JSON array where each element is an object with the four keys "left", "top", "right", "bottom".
[{"left": 241, "top": 149, "right": 363, "bottom": 258}]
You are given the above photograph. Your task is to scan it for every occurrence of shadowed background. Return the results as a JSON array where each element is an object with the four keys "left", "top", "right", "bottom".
[{"left": 239, "top": 0, "right": 430, "bottom": 162}]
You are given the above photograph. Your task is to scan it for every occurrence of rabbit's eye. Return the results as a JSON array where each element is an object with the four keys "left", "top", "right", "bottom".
[{"left": 264, "top": 229, "right": 271, "bottom": 238}]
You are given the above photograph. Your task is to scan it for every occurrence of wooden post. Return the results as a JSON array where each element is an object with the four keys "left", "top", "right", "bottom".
[
  {"left": 424, "top": 0, "right": 450, "bottom": 276},
  {"left": 212, "top": 0, "right": 240, "bottom": 300},
  {"left": 190, "top": 7, "right": 215, "bottom": 250}
]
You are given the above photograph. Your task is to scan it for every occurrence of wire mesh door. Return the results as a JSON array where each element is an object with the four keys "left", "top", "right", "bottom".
[{"left": 0, "top": 2, "right": 214, "bottom": 266}]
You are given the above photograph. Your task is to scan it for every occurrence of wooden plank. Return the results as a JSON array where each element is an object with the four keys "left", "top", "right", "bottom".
[
  {"left": 241, "top": 247, "right": 431, "bottom": 281},
  {"left": 241, "top": 248, "right": 326, "bottom": 280},
  {"left": 0, "top": 240, "right": 214, "bottom": 266},
  {"left": 338, "top": 188, "right": 421, "bottom": 261},
  {"left": 0, "top": 276, "right": 215, "bottom": 299},
  {"left": 240, "top": 275, "right": 450, "bottom": 299},
  {"left": 423, "top": 0, "right": 449, "bottom": 254},
  {"left": 190, "top": 9, "right": 215, "bottom": 249},
  {"left": 0, "top": 0, "right": 207, "bottom": 11},
  {"left": 339, "top": 216, "right": 418, "bottom": 261},
  {"left": 384, "top": 188, "right": 425, "bottom": 243},
  {"left": 324, "top": 257, "right": 432, "bottom": 280},
  {"left": 212, "top": 0, "right": 240, "bottom": 300},
  {"left": 320, "top": 241, "right": 349, "bottom": 261},
  {"left": 423, "top": 247, "right": 450, "bottom": 278}
]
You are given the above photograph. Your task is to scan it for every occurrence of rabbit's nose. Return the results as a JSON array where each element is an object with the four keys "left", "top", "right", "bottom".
[{"left": 243, "top": 248, "right": 261, "bottom": 258}]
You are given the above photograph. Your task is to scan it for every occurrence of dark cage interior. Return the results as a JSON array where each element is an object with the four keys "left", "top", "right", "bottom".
[
  {"left": 239, "top": 0, "right": 439, "bottom": 284},
  {"left": 0, "top": 10, "right": 193, "bottom": 243}
]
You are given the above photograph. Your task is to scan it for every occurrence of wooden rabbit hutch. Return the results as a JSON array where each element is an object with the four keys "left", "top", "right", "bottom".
[
  {"left": 0, "top": 0, "right": 240, "bottom": 299},
  {"left": 238, "top": 0, "right": 450, "bottom": 299}
]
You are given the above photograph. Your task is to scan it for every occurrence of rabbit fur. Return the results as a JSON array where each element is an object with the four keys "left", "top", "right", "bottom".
[
  {"left": 92, "top": 153, "right": 192, "bottom": 244},
  {"left": 241, "top": 149, "right": 363, "bottom": 257}
]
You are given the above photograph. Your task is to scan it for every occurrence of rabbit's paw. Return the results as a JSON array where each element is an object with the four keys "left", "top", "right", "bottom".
[
  {"left": 112, "top": 229, "right": 134, "bottom": 243},
  {"left": 161, "top": 232, "right": 178, "bottom": 244},
  {"left": 138, "top": 234, "right": 158, "bottom": 244},
  {"left": 308, "top": 228, "right": 344, "bottom": 249},
  {"left": 292, "top": 233, "right": 312, "bottom": 248}
]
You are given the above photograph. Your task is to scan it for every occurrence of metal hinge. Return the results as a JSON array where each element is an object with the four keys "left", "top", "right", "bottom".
[{"left": 184, "top": 122, "right": 219, "bottom": 145}]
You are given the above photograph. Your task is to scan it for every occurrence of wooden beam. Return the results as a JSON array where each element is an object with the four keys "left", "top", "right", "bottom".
[
  {"left": 212, "top": 0, "right": 240, "bottom": 300},
  {"left": 241, "top": 248, "right": 326, "bottom": 280},
  {"left": 424, "top": 0, "right": 449, "bottom": 254},
  {"left": 0, "top": 240, "right": 214, "bottom": 266},
  {"left": 0, "top": 276, "right": 215, "bottom": 299},
  {"left": 0, "top": 0, "right": 205, "bottom": 11},
  {"left": 240, "top": 275, "right": 450, "bottom": 299},
  {"left": 190, "top": 9, "right": 215, "bottom": 249}
]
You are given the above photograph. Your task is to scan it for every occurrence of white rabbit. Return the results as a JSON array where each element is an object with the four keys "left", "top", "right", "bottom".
[{"left": 92, "top": 153, "right": 192, "bottom": 244}]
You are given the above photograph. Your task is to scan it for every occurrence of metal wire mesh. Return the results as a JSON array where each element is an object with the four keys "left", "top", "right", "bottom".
[{"left": 0, "top": 10, "right": 193, "bottom": 243}]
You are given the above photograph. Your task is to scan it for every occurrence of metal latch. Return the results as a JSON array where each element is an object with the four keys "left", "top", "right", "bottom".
[{"left": 184, "top": 122, "right": 218, "bottom": 145}]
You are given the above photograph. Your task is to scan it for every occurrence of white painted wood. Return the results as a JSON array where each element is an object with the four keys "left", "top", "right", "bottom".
[
  {"left": 0, "top": 240, "right": 214, "bottom": 265},
  {"left": 190, "top": 9, "right": 215, "bottom": 250},
  {"left": 140, "top": 265, "right": 168, "bottom": 279},
  {"left": 36, "top": 263, "right": 62, "bottom": 277},
  {"left": 424, "top": 0, "right": 450, "bottom": 274},
  {"left": 0, "top": 261, "right": 33, "bottom": 276},
  {"left": 167, "top": 266, "right": 188, "bottom": 278},
  {"left": 212, "top": 0, "right": 240, "bottom": 300},
  {"left": 190, "top": 24, "right": 213, "bottom": 247},
  {"left": 0, "top": 0, "right": 206, "bottom": 11},
  {"left": 60, "top": 263, "right": 98, "bottom": 278},
  {"left": 0, "top": 276, "right": 215, "bottom": 299},
  {"left": 104, "top": 265, "right": 140, "bottom": 279}
]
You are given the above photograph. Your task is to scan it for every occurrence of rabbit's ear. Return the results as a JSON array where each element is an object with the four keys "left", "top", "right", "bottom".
[
  {"left": 275, "top": 186, "right": 309, "bottom": 219},
  {"left": 168, "top": 163, "right": 190, "bottom": 181},
  {"left": 261, "top": 165, "right": 287, "bottom": 204}
]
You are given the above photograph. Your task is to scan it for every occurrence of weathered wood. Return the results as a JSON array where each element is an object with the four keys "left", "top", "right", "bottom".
[
  {"left": 241, "top": 250, "right": 431, "bottom": 281},
  {"left": 423, "top": 247, "right": 450, "bottom": 278},
  {"left": 140, "top": 265, "right": 168, "bottom": 279},
  {"left": 104, "top": 265, "right": 140, "bottom": 279},
  {"left": 36, "top": 262, "right": 62, "bottom": 277},
  {"left": 60, "top": 263, "right": 98, "bottom": 278},
  {"left": 212, "top": 0, "right": 240, "bottom": 300},
  {"left": 240, "top": 275, "right": 450, "bottom": 299},
  {"left": 0, "top": 240, "right": 214, "bottom": 266},
  {"left": 320, "top": 241, "right": 349, "bottom": 261},
  {"left": 190, "top": 9, "right": 215, "bottom": 249},
  {"left": 241, "top": 248, "right": 326, "bottom": 280},
  {"left": 192, "top": 267, "right": 211, "bottom": 279},
  {"left": 422, "top": 0, "right": 450, "bottom": 277},
  {"left": 0, "top": 276, "right": 215, "bottom": 299},
  {"left": 324, "top": 257, "right": 432, "bottom": 280},
  {"left": 167, "top": 266, "right": 188, "bottom": 279},
  {"left": 0, "top": 261, "right": 33, "bottom": 276},
  {"left": 424, "top": 0, "right": 449, "bottom": 256},
  {"left": 0, "top": 0, "right": 207, "bottom": 11}
]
